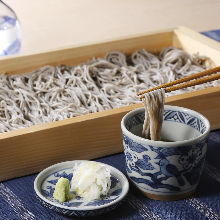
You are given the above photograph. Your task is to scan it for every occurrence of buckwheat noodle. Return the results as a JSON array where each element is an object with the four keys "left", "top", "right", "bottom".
[
  {"left": 0, "top": 47, "right": 218, "bottom": 133},
  {"left": 142, "top": 89, "right": 165, "bottom": 141}
]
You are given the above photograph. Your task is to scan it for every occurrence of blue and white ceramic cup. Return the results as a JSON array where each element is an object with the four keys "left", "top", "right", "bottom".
[{"left": 121, "top": 105, "right": 210, "bottom": 201}]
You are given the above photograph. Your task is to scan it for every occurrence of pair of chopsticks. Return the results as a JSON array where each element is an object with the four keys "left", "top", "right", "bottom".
[{"left": 138, "top": 66, "right": 220, "bottom": 99}]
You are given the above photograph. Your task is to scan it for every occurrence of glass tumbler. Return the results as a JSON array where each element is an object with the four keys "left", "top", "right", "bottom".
[{"left": 0, "top": 0, "right": 21, "bottom": 57}]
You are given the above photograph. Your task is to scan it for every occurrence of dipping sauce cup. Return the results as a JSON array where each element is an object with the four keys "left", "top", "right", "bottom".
[{"left": 121, "top": 105, "right": 210, "bottom": 201}]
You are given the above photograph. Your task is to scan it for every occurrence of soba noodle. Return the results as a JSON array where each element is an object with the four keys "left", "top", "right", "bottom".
[
  {"left": 142, "top": 89, "right": 165, "bottom": 141},
  {"left": 0, "top": 47, "right": 218, "bottom": 133}
]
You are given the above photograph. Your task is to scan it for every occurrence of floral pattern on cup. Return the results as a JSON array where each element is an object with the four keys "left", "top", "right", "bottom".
[
  {"left": 121, "top": 106, "right": 210, "bottom": 196},
  {"left": 125, "top": 110, "right": 207, "bottom": 134},
  {"left": 178, "top": 146, "right": 203, "bottom": 170},
  {"left": 123, "top": 133, "right": 207, "bottom": 193}
]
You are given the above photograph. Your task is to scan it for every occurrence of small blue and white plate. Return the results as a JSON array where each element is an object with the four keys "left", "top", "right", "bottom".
[{"left": 34, "top": 160, "right": 129, "bottom": 217}]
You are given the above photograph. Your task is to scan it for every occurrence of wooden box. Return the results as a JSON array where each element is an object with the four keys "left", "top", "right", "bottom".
[{"left": 0, "top": 26, "right": 220, "bottom": 181}]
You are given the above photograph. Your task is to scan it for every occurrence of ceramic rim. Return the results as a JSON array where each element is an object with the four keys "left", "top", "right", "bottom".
[{"left": 34, "top": 160, "right": 129, "bottom": 211}]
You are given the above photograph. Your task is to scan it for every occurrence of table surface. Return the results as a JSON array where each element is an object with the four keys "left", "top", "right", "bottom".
[
  {"left": 1, "top": 127, "right": 220, "bottom": 220},
  {"left": 3, "top": 0, "right": 220, "bottom": 56},
  {"left": 1, "top": 31, "right": 220, "bottom": 220}
]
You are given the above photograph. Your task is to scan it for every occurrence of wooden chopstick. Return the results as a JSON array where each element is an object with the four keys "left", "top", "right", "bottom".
[
  {"left": 165, "top": 72, "right": 220, "bottom": 92},
  {"left": 138, "top": 66, "right": 220, "bottom": 99}
]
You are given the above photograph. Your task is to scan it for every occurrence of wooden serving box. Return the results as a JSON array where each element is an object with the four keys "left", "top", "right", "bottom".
[{"left": 0, "top": 26, "right": 220, "bottom": 181}]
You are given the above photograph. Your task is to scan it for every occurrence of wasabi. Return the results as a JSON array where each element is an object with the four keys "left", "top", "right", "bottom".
[{"left": 53, "top": 177, "right": 73, "bottom": 202}]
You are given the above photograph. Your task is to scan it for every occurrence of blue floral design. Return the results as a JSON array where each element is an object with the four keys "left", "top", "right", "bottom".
[
  {"left": 54, "top": 171, "right": 73, "bottom": 182},
  {"left": 110, "top": 176, "right": 118, "bottom": 189},
  {"left": 135, "top": 155, "right": 154, "bottom": 170},
  {"left": 125, "top": 109, "right": 207, "bottom": 134},
  {"left": 41, "top": 169, "right": 123, "bottom": 210},
  {"left": 47, "top": 179, "right": 58, "bottom": 185},
  {"left": 123, "top": 132, "right": 207, "bottom": 193},
  {"left": 163, "top": 110, "right": 206, "bottom": 134},
  {"left": 86, "top": 198, "right": 116, "bottom": 206},
  {"left": 179, "top": 146, "right": 203, "bottom": 170},
  {"left": 125, "top": 112, "right": 144, "bottom": 130}
]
